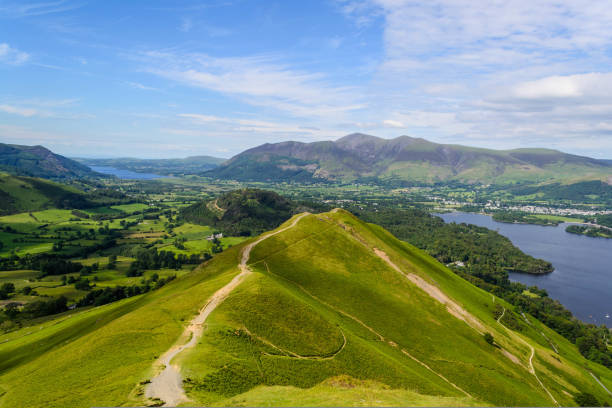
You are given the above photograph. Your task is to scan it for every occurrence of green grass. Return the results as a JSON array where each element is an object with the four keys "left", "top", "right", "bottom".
[
  {"left": 0, "top": 246, "right": 243, "bottom": 408},
  {"left": 218, "top": 375, "right": 482, "bottom": 407},
  {"left": 179, "top": 210, "right": 612, "bottom": 407},
  {"left": 110, "top": 203, "right": 150, "bottom": 213},
  {"left": 1, "top": 209, "right": 611, "bottom": 407}
]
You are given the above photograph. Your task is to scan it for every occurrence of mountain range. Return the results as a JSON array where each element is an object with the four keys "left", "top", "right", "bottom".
[{"left": 207, "top": 133, "right": 612, "bottom": 185}]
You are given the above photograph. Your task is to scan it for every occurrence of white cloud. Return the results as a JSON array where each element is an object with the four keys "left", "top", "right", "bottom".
[
  {"left": 126, "top": 81, "right": 159, "bottom": 91},
  {"left": 140, "top": 51, "right": 364, "bottom": 121},
  {"left": 510, "top": 73, "right": 612, "bottom": 100},
  {"left": 0, "top": 43, "right": 30, "bottom": 65},
  {"left": 382, "top": 119, "right": 403, "bottom": 128},
  {"left": 0, "top": 104, "right": 39, "bottom": 117}
]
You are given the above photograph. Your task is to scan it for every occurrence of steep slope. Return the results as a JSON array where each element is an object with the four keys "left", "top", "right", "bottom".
[
  {"left": 0, "top": 143, "right": 102, "bottom": 180},
  {"left": 181, "top": 188, "right": 309, "bottom": 236},
  {"left": 1, "top": 210, "right": 611, "bottom": 407},
  {"left": 0, "top": 173, "right": 91, "bottom": 215},
  {"left": 75, "top": 155, "right": 225, "bottom": 176},
  {"left": 206, "top": 133, "right": 612, "bottom": 185}
]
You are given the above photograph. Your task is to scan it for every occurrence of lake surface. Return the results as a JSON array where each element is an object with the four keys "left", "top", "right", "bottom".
[
  {"left": 89, "top": 166, "right": 162, "bottom": 180},
  {"left": 437, "top": 212, "right": 612, "bottom": 324}
]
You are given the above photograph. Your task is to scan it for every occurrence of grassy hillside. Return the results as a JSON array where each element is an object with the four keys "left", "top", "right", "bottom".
[
  {"left": 0, "top": 173, "right": 128, "bottom": 215},
  {"left": 0, "top": 143, "right": 101, "bottom": 180},
  {"left": 206, "top": 133, "right": 612, "bottom": 185},
  {"left": 3, "top": 210, "right": 609, "bottom": 407},
  {"left": 181, "top": 188, "right": 307, "bottom": 236}
]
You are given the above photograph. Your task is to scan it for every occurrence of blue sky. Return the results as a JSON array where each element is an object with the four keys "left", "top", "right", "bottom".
[{"left": 1, "top": 0, "right": 612, "bottom": 158}]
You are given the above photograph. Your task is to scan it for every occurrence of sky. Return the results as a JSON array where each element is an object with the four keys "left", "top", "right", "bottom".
[{"left": 1, "top": 0, "right": 612, "bottom": 159}]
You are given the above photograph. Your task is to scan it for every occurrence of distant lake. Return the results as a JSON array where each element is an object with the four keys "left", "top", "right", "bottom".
[
  {"left": 437, "top": 212, "right": 612, "bottom": 324},
  {"left": 89, "top": 166, "right": 162, "bottom": 180}
]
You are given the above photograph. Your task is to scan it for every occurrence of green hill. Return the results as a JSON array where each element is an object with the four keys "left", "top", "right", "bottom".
[
  {"left": 0, "top": 143, "right": 102, "bottom": 180},
  {"left": 0, "top": 173, "right": 127, "bottom": 215},
  {"left": 206, "top": 133, "right": 612, "bottom": 185},
  {"left": 2, "top": 209, "right": 611, "bottom": 407},
  {"left": 74, "top": 155, "right": 225, "bottom": 176},
  {"left": 181, "top": 188, "right": 308, "bottom": 236}
]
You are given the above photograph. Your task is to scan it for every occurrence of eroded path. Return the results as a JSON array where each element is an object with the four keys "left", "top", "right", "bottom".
[
  {"left": 145, "top": 213, "right": 309, "bottom": 406},
  {"left": 496, "top": 305, "right": 559, "bottom": 406}
]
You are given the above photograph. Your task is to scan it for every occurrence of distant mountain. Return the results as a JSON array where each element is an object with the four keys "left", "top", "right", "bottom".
[
  {"left": 75, "top": 155, "right": 225, "bottom": 176},
  {"left": 181, "top": 188, "right": 311, "bottom": 236},
  {"left": 0, "top": 143, "right": 102, "bottom": 180},
  {"left": 206, "top": 133, "right": 612, "bottom": 185}
]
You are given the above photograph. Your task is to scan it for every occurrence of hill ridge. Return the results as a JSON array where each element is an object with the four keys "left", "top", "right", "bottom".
[
  {"left": 0, "top": 143, "right": 101, "bottom": 180},
  {"left": 206, "top": 134, "right": 612, "bottom": 184}
]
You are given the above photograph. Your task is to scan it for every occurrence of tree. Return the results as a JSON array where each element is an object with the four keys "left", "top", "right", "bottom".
[
  {"left": 4, "top": 302, "right": 20, "bottom": 319},
  {"left": 75, "top": 279, "right": 92, "bottom": 291},
  {"left": 108, "top": 254, "right": 117, "bottom": 269},
  {"left": 484, "top": 332, "right": 494, "bottom": 345},
  {"left": 574, "top": 392, "right": 600, "bottom": 407},
  {"left": 0, "top": 283, "right": 15, "bottom": 300}
]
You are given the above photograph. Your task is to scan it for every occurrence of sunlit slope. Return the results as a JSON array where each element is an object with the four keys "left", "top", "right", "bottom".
[
  {"left": 0, "top": 248, "right": 243, "bottom": 408},
  {"left": 1, "top": 210, "right": 610, "bottom": 407},
  {"left": 179, "top": 209, "right": 612, "bottom": 407}
]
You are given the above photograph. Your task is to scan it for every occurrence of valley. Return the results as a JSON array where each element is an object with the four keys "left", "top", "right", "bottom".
[
  {"left": 0, "top": 142, "right": 611, "bottom": 407},
  {"left": 5, "top": 3, "right": 612, "bottom": 406}
]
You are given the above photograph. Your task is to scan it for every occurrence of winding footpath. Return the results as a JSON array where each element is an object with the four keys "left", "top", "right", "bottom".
[
  {"left": 145, "top": 213, "right": 309, "bottom": 407},
  {"left": 494, "top": 300, "right": 559, "bottom": 406}
]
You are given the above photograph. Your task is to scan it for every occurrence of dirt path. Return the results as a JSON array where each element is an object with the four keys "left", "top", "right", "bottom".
[
  {"left": 211, "top": 199, "right": 224, "bottom": 212},
  {"left": 520, "top": 312, "right": 559, "bottom": 354},
  {"left": 372, "top": 248, "right": 485, "bottom": 333},
  {"left": 589, "top": 371, "right": 612, "bottom": 396},
  {"left": 262, "top": 263, "right": 472, "bottom": 399},
  {"left": 247, "top": 326, "right": 347, "bottom": 360},
  {"left": 145, "top": 213, "right": 309, "bottom": 407},
  {"left": 497, "top": 306, "right": 505, "bottom": 323},
  {"left": 497, "top": 306, "right": 559, "bottom": 406}
]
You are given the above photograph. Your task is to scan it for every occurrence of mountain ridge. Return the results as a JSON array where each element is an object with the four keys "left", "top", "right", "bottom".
[{"left": 206, "top": 133, "right": 612, "bottom": 184}]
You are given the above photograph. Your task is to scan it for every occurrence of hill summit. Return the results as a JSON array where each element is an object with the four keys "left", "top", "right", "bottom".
[
  {"left": 206, "top": 133, "right": 612, "bottom": 184},
  {"left": 181, "top": 188, "right": 309, "bottom": 236}
]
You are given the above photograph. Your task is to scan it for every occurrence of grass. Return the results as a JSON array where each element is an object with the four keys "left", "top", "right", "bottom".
[
  {"left": 179, "top": 209, "right": 612, "bottom": 407},
  {"left": 1, "top": 209, "right": 611, "bottom": 407},
  {"left": 217, "top": 375, "right": 482, "bottom": 407},
  {"left": 0, "top": 246, "right": 243, "bottom": 408}
]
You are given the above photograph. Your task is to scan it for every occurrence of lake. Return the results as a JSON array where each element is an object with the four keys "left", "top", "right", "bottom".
[
  {"left": 437, "top": 212, "right": 612, "bottom": 324},
  {"left": 89, "top": 166, "right": 162, "bottom": 180}
]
